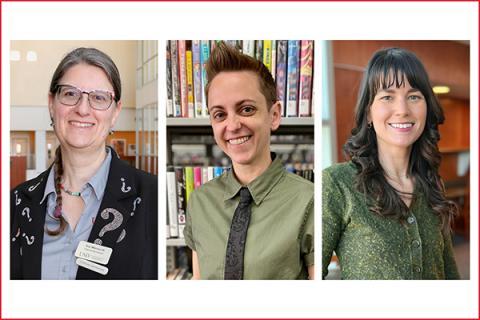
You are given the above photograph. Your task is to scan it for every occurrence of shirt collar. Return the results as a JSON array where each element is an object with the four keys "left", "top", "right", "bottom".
[
  {"left": 224, "top": 152, "right": 285, "bottom": 206},
  {"left": 40, "top": 148, "right": 112, "bottom": 203}
]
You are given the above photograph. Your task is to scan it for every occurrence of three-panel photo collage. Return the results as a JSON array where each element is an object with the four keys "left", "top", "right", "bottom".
[{"left": 10, "top": 40, "right": 470, "bottom": 281}]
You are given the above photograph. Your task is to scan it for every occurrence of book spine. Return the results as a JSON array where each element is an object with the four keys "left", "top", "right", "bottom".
[
  {"left": 186, "top": 41, "right": 195, "bottom": 118},
  {"left": 174, "top": 167, "right": 186, "bottom": 235},
  {"left": 202, "top": 167, "right": 209, "bottom": 185},
  {"left": 271, "top": 40, "right": 277, "bottom": 81},
  {"left": 170, "top": 41, "right": 182, "bottom": 117},
  {"left": 177, "top": 40, "right": 188, "bottom": 117},
  {"left": 255, "top": 40, "right": 263, "bottom": 62},
  {"left": 298, "top": 40, "right": 314, "bottom": 117},
  {"left": 207, "top": 166, "right": 214, "bottom": 181},
  {"left": 193, "top": 166, "right": 202, "bottom": 189},
  {"left": 242, "top": 40, "right": 255, "bottom": 57},
  {"left": 200, "top": 40, "right": 210, "bottom": 117},
  {"left": 166, "top": 171, "right": 179, "bottom": 237},
  {"left": 192, "top": 40, "right": 203, "bottom": 118},
  {"left": 213, "top": 166, "right": 223, "bottom": 178},
  {"left": 286, "top": 40, "right": 300, "bottom": 117},
  {"left": 275, "top": 40, "right": 288, "bottom": 116},
  {"left": 166, "top": 41, "right": 173, "bottom": 117},
  {"left": 184, "top": 167, "right": 194, "bottom": 203},
  {"left": 263, "top": 40, "right": 272, "bottom": 72}
]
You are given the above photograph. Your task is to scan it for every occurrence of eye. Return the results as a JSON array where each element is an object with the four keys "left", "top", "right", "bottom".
[
  {"left": 212, "top": 111, "right": 226, "bottom": 121},
  {"left": 379, "top": 95, "right": 393, "bottom": 101},
  {"left": 91, "top": 92, "right": 109, "bottom": 102},
  {"left": 61, "top": 88, "right": 80, "bottom": 98},
  {"left": 408, "top": 94, "right": 424, "bottom": 101},
  {"left": 240, "top": 105, "right": 256, "bottom": 115}
]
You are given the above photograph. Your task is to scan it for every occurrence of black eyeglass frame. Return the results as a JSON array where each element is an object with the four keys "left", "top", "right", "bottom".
[{"left": 54, "top": 84, "right": 116, "bottom": 111}]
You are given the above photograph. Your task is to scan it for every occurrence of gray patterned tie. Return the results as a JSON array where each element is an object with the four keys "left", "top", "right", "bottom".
[{"left": 224, "top": 187, "right": 253, "bottom": 280}]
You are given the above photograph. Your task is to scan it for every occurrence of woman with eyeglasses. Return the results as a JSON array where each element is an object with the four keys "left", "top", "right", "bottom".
[{"left": 11, "top": 47, "right": 158, "bottom": 279}]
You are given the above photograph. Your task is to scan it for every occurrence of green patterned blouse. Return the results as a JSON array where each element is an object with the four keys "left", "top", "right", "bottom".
[{"left": 322, "top": 162, "right": 460, "bottom": 280}]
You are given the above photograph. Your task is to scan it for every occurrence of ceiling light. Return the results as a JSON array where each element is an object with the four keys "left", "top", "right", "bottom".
[
  {"left": 10, "top": 50, "right": 20, "bottom": 61},
  {"left": 433, "top": 86, "right": 450, "bottom": 94},
  {"left": 26, "top": 51, "right": 37, "bottom": 62}
]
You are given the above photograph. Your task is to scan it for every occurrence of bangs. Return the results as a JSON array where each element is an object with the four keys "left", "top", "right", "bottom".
[{"left": 367, "top": 48, "right": 426, "bottom": 99}]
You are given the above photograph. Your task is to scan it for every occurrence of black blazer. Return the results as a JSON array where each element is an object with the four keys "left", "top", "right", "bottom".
[{"left": 11, "top": 149, "right": 158, "bottom": 279}]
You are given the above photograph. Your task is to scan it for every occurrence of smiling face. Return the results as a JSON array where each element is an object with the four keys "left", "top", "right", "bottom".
[
  {"left": 208, "top": 71, "right": 281, "bottom": 169},
  {"left": 368, "top": 78, "right": 427, "bottom": 155},
  {"left": 48, "top": 63, "right": 122, "bottom": 153}
]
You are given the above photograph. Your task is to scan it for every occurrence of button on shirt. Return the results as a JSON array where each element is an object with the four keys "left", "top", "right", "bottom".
[
  {"left": 184, "top": 155, "right": 314, "bottom": 280},
  {"left": 40, "top": 150, "right": 112, "bottom": 280},
  {"left": 322, "top": 162, "right": 460, "bottom": 280}
]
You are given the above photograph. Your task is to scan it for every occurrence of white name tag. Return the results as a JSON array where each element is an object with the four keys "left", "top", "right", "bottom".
[
  {"left": 76, "top": 258, "right": 109, "bottom": 275},
  {"left": 75, "top": 241, "right": 112, "bottom": 265}
]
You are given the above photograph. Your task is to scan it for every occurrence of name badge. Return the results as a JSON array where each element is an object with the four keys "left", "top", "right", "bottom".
[
  {"left": 75, "top": 241, "right": 112, "bottom": 265},
  {"left": 76, "top": 258, "right": 109, "bottom": 275}
]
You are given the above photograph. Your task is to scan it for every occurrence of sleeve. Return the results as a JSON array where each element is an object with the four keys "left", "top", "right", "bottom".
[
  {"left": 11, "top": 189, "right": 22, "bottom": 279},
  {"left": 183, "top": 191, "right": 196, "bottom": 251},
  {"left": 322, "top": 168, "right": 346, "bottom": 279},
  {"left": 443, "top": 231, "right": 460, "bottom": 279},
  {"left": 300, "top": 197, "right": 314, "bottom": 267}
]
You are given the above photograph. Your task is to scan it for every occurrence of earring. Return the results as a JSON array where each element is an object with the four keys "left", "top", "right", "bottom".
[
  {"left": 50, "top": 118, "right": 55, "bottom": 127},
  {"left": 109, "top": 128, "right": 115, "bottom": 135},
  {"left": 367, "top": 122, "right": 372, "bottom": 129}
]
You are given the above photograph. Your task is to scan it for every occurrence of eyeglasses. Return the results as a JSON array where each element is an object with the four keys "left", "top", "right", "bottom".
[{"left": 55, "top": 84, "right": 115, "bottom": 111}]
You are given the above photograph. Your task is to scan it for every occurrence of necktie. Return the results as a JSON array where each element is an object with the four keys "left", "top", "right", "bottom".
[{"left": 224, "top": 187, "right": 253, "bottom": 280}]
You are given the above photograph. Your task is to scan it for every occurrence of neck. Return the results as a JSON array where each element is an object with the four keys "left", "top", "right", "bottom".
[
  {"left": 377, "top": 144, "right": 411, "bottom": 180},
  {"left": 232, "top": 151, "right": 272, "bottom": 185},
  {"left": 60, "top": 146, "right": 107, "bottom": 190}
]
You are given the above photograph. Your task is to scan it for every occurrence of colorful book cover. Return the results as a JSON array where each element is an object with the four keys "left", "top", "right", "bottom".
[
  {"left": 271, "top": 40, "right": 277, "bottom": 81},
  {"left": 166, "top": 171, "right": 179, "bottom": 237},
  {"left": 298, "top": 40, "right": 314, "bottom": 117},
  {"left": 207, "top": 166, "right": 214, "bottom": 181},
  {"left": 184, "top": 167, "right": 194, "bottom": 203},
  {"left": 275, "top": 40, "right": 288, "bottom": 116},
  {"left": 286, "top": 40, "right": 300, "bottom": 117},
  {"left": 192, "top": 40, "right": 203, "bottom": 118},
  {"left": 186, "top": 41, "right": 195, "bottom": 118},
  {"left": 202, "top": 167, "right": 209, "bottom": 185},
  {"left": 174, "top": 167, "right": 186, "bottom": 228},
  {"left": 200, "top": 40, "right": 210, "bottom": 117},
  {"left": 213, "top": 166, "right": 223, "bottom": 178},
  {"left": 263, "top": 40, "right": 272, "bottom": 72},
  {"left": 177, "top": 40, "right": 188, "bottom": 117},
  {"left": 170, "top": 41, "right": 182, "bottom": 117},
  {"left": 255, "top": 40, "right": 263, "bottom": 62},
  {"left": 193, "top": 166, "right": 202, "bottom": 189},
  {"left": 166, "top": 41, "right": 173, "bottom": 117},
  {"left": 242, "top": 40, "right": 255, "bottom": 57}
]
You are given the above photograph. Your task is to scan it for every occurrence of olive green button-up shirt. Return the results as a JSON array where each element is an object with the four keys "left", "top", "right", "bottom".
[
  {"left": 322, "top": 162, "right": 460, "bottom": 280},
  {"left": 184, "top": 156, "right": 314, "bottom": 280}
]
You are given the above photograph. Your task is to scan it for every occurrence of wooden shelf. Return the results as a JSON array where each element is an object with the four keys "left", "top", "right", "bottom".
[{"left": 167, "top": 238, "right": 186, "bottom": 246}]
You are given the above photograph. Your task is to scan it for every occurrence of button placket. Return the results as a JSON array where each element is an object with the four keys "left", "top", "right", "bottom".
[{"left": 406, "top": 211, "right": 422, "bottom": 279}]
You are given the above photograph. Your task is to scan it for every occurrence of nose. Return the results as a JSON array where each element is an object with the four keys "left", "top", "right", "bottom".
[
  {"left": 225, "top": 114, "right": 241, "bottom": 131},
  {"left": 394, "top": 97, "right": 410, "bottom": 116},
  {"left": 75, "top": 93, "right": 91, "bottom": 116}
]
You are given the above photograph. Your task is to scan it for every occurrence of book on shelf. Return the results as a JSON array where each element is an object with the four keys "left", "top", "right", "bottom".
[
  {"left": 286, "top": 40, "right": 300, "bottom": 117},
  {"left": 166, "top": 40, "right": 314, "bottom": 118},
  {"left": 166, "top": 166, "right": 229, "bottom": 240},
  {"left": 166, "top": 246, "right": 192, "bottom": 280},
  {"left": 298, "top": 40, "right": 314, "bottom": 117}
]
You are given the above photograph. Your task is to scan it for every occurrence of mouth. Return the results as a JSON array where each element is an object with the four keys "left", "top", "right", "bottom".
[
  {"left": 389, "top": 122, "right": 414, "bottom": 129},
  {"left": 69, "top": 120, "right": 95, "bottom": 128},
  {"left": 227, "top": 135, "right": 251, "bottom": 145}
]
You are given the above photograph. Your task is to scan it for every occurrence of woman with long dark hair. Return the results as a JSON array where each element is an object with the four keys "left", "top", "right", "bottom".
[
  {"left": 322, "top": 47, "right": 459, "bottom": 280},
  {"left": 11, "top": 47, "right": 157, "bottom": 279}
]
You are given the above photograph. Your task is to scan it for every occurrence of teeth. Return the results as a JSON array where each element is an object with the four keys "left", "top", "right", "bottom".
[
  {"left": 70, "top": 121, "right": 94, "bottom": 128},
  {"left": 229, "top": 136, "right": 250, "bottom": 145},
  {"left": 390, "top": 123, "right": 413, "bottom": 129}
]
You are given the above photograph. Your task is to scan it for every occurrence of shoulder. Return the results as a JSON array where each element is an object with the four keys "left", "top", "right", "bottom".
[
  {"left": 323, "top": 161, "right": 356, "bottom": 180},
  {"left": 112, "top": 156, "right": 157, "bottom": 187},
  {"left": 192, "top": 173, "right": 226, "bottom": 198},
  {"left": 12, "top": 167, "right": 51, "bottom": 196},
  {"left": 283, "top": 171, "right": 314, "bottom": 195}
]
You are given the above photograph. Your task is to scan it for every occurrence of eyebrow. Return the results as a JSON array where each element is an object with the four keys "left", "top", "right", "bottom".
[
  {"left": 208, "top": 99, "right": 257, "bottom": 111},
  {"left": 377, "top": 88, "right": 422, "bottom": 94}
]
